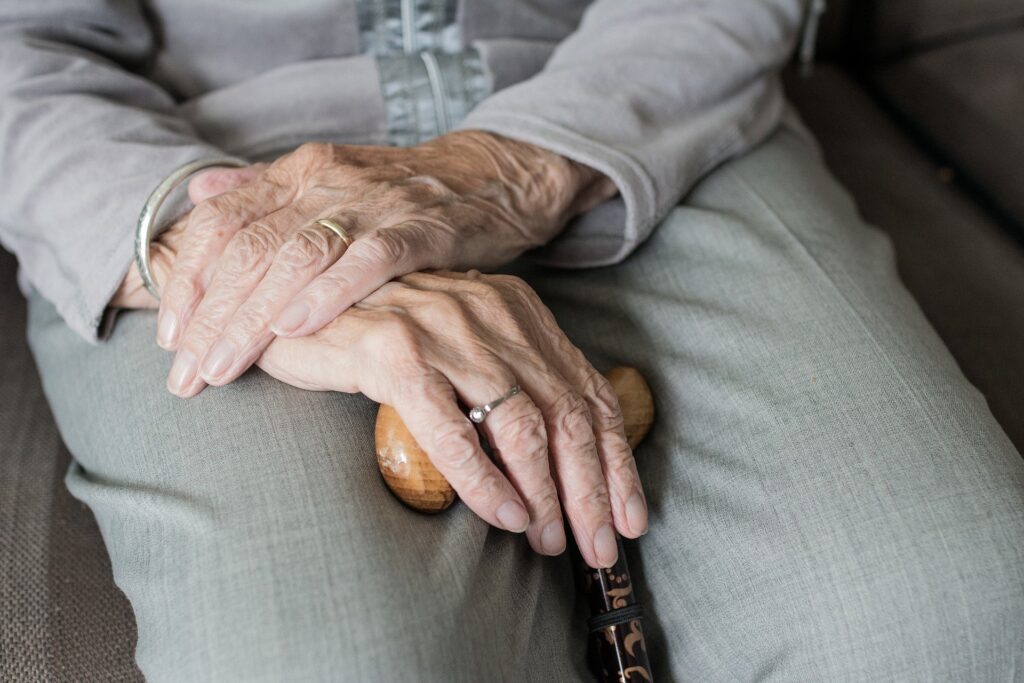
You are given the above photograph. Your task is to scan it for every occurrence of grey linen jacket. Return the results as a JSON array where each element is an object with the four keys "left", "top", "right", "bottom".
[{"left": 0, "top": 0, "right": 803, "bottom": 342}]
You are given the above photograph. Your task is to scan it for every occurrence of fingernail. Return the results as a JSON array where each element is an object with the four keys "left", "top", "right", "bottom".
[
  {"left": 167, "top": 350, "right": 198, "bottom": 394},
  {"left": 271, "top": 302, "right": 310, "bottom": 335},
  {"left": 625, "top": 492, "right": 649, "bottom": 537},
  {"left": 201, "top": 339, "right": 236, "bottom": 381},
  {"left": 541, "top": 521, "right": 566, "bottom": 555},
  {"left": 593, "top": 524, "right": 619, "bottom": 567},
  {"left": 496, "top": 500, "right": 529, "bottom": 533},
  {"left": 157, "top": 310, "right": 178, "bottom": 348}
]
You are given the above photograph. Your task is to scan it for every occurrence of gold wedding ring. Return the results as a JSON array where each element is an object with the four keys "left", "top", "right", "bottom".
[{"left": 315, "top": 218, "right": 354, "bottom": 247}]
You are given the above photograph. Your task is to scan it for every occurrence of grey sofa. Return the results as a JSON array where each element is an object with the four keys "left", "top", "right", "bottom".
[{"left": 2, "top": 1, "right": 1022, "bottom": 679}]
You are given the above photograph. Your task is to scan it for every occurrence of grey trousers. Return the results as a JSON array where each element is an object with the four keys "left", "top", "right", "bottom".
[{"left": 27, "top": 127, "right": 1024, "bottom": 682}]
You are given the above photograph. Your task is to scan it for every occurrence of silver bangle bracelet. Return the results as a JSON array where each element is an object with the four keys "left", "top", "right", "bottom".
[{"left": 134, "top": 155, "right": 249, "bottom": 299}]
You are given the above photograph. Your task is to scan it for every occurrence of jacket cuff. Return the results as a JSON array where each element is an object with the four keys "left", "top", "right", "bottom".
[
  {"left": 456, "top": 111, "right": 657, "bottom": 268},
  {"left": 62, "top": 144, "right": 227, "bottom": 343}
]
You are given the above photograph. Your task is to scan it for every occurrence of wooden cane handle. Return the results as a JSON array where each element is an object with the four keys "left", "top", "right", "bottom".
[{"left": 375, "top": 367, "right": 654, "bottom": 513}]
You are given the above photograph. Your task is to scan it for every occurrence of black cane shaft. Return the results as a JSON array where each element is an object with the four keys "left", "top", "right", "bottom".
[{"left": 580, "top": 536, "right": 653, "bottom": 682}]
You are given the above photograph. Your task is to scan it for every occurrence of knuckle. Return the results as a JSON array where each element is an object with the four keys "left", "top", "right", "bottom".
[
  {"left": 497, "top": 411, "right": 547, "bottom": 462},
  {"left": 400, "top": 175, "right": 458, "bottom": 202},
  {"left": 372, "top": 313, "right": 423, "bottom": 363},
  {"left": 277, "top": 230, "right": 332, "bottom": 270},
  {"left": 420, "top": 291, "right": 464, "bottom": 321},
  {"left": 531, "top": 490, "right": 562, "bottom": 516},
  {"left": 162, "top": 275, "right": 196, "bottom": 308},
  {"left": 182, "top": 315, "right": 222, "bottom": 346},
  {"left": 190, "top": 197, "right": 240, "bottom": 236},
  {"left": 553, "top": 390, "right": 594, "bottom": 440},
  {"left": 462, "top": 470, "right": 506, "bottom": 505},
  {"left": 163, "top": 270, "right": 207, "bottom": 313},
  {"left": 586, "top": 373, "right": 625, "bottom": 432},
  {"left": 310, "top": 268, "right": 356, "bottom": 301},
  {"left": 607, "top": 448, "right": 640, "bottom": 484},
  {"left": 491, "top": 274, "right": 533, "bottom": 299},
  {"left": 357, "top": 230, "right": 409, "bottom": 268},
  {"left": 570, "top": 485, "right": 611, "bottom": 517},
  {"left": 231, "top": 306, "right": 271, "bottom": 338},
  {"left": 456, "top": 277, "right": 505, "bottom": 311},
  {"left": 292, "top": 141, "right": 335, "bottom": 166},
  {"left": 188, "top": 200, "right": 222, "bottom": 228},
  {"left": 224, "top": 224, "right": 277, "bottom": 272},
  {"left": 432, "top": 421, "right": 480, "bottom": 473}
]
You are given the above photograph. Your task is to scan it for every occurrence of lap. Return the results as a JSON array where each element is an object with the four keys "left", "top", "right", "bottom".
[
  {"left": 27, "top": 295, "right": 582, "bottom": 682},
  {"left": 27, "top": 125, "right": 1024, "bottom": 681},
  {"left": 516, "top": 125, "right": 1024, "bottom": 680}
]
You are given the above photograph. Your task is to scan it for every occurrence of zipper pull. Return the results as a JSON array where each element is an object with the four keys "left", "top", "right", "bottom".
[{"left": 799, "top": 0, "right": 827, "bottom": 77}]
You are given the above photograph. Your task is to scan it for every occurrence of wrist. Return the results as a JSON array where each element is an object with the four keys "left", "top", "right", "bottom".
[{"left": 437, "top": 130, "right": 616, "bottom": 240}]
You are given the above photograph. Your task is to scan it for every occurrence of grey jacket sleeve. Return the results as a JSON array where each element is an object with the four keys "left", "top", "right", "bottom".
[
  {"left": 459, "top": 0, "right": 805, "bottom": 267},
  {"left": 0, "top": 1, "right": 224, "bottom": 342}
]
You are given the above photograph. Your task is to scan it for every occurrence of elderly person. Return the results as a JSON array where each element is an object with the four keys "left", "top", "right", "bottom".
[{"left": 2, "top": 0, "right": 1022, "bottom": 680}]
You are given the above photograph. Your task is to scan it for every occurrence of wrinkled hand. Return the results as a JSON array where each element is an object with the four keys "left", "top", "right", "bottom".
[
  {"left": 257, "top": 270, "right": 648, "bottom": 568},
  {"left": 155, "top": 132, "right": 615, "bottom": 398},
  {"left": 111, "top": 164, "right": 266, "bottom": 309}
]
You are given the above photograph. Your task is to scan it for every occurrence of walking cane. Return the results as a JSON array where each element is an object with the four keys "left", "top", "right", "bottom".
[{"left": 375, "top": 367, "right": 655, "bottom": 682}]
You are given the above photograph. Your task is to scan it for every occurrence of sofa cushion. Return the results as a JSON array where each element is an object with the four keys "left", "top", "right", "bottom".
[
  {"left": 786, "top": 66, "right": 1024, "bottom": 453},
  {"left": 867, "top": 0, "right": 1024, "bottom": 57},
  {"left": 0, "top": 250, "right": 141, "bottom": 682},
  {"left": 870, "top": 29, "right": 1024, "bottom": 232}
]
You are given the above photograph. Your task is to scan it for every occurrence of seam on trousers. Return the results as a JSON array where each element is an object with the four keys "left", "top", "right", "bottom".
[{"left": 729, "top": 159, "right": 988, "bottom": 680}]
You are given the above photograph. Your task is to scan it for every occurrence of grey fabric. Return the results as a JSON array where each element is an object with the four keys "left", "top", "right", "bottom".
[
  {"left": 25, "top": 126, "right": 1024, "bottom": 681},
  {"left": 0, "top": 0, "right": 803, "bottom": 342},
  {"left": 357, "top": 0, "right": 462, "bottom": 55},
  {"left": 870, "top": 29, "right": 1024, "bottom": 230},
  {"left": 786, "top": 65, "right": 1024, "bottom": 454},
  {"left": 460, "top": 0, "right": 802, "bottom": 270},
  {"left": 0, "top": 250, "right": 140, "bottom": 682},
  {"left": 377, "top": 49, "right": 492, "bottom": 147}
]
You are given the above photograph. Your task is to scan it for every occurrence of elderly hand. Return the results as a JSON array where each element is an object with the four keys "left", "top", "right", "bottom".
[
  {"left": 155, "top": 132, "right": 615, "bottom": 397},
  {"left": 256, "top": 270, "right": 647, "bottom": 568},
  {"left": 111, "top": 164, "right": 266, "bottom": 309}
]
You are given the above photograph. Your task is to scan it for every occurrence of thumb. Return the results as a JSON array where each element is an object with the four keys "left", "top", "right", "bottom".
[{"left": 188, "top": 163, "right": 268, "bottom": 204}]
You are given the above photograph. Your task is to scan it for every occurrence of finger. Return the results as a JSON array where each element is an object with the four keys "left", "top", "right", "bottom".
[
  {"left": 440, "top": 352, "right": 565, "bottom": 557},
  {"left": 563, "top": 358, "right": 646, "bottom": 538},
  {"left": 187, "top": 163, "right": 268, "bottom": 204},
  {"left": 523, "top": 369, "right": 618, "bottom": 568},
  {"left": 271, "top": 223, "right": 431, "bottom": 338},
  {"left": 157, "top": 171, "right": 294, "bottom": 350},
  {"left": 526, "top": 310, "right": 647, "bottom": 540},
  {"left": 397, "top": 272, "right": 618, "bottom": 567},
  {"left": 197, "top": 220, "right": 350, "bottom": 386},
  {"left": 394, "top": 373, "right": 531, "bottom": 535},
  {"left": 166, "top": 203, "right": 311, "bottom": 397}
]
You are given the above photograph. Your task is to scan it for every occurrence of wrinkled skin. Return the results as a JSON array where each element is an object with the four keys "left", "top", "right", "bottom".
[
  {"left": 112, "top": 134, "right": 643, "bottom": 568},
  {"left": 259, "top": 270, "right": 648, "bottom": 568},
  {"left": 148, "top": 131, "right": 615, "bottom": 398}
]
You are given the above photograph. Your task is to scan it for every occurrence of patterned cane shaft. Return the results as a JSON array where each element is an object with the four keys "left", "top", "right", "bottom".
[{"left": 581, "top": 537, "right": 653, "bottom": 682}]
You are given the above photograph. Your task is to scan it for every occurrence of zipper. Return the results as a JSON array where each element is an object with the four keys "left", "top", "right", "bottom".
[
  {"left": 799, "top": 0, "right": 827, "bottom": 76},
  {"left": 401, "top": 0, "right": 416, "bottom": 53},
  {"left": 420, "top": 50, "right": 452, "bottom": 133}
]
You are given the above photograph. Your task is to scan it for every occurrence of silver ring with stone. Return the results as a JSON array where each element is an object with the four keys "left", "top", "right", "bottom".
[{"left": 468, "top": 385, "right": 521, "bottom": 424}]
